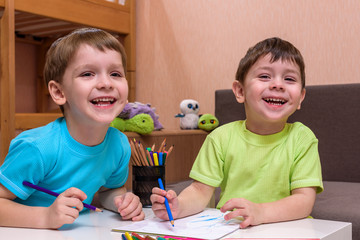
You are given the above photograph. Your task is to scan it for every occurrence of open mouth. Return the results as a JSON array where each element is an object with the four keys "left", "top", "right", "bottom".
[
  {"left": 90, "top": 97, "right": 116, "bottom": 106},
  {"left": 263, "top": 98, "right": 287, "bottom": 106}
]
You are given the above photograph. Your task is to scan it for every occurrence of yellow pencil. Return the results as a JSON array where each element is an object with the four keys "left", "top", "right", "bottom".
[
  {"left": 124, "top": 232, "right": 133, "bottom": 240},
  {"left": 153, "top": 152, "right": 159, "bottom": 166}
]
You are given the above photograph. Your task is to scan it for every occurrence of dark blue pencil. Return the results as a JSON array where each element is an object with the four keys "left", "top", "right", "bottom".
[
  {"left": 157, "top": 178, "right": 174, "bottom": 227},
  {"left": 23, "top": 181, "right": 102, "bottom": 212}
]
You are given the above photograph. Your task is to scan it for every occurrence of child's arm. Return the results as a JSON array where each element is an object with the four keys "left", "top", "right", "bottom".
[
  {"left": 98, "top": 186, "right": 144, "bottom": 221},
  {"left": 0, "top": 183, "right": 86, "bottom": 229},
  {"left": 151, "top": 180, "right": 215, "bottom": 220},
  {"left": 220, "top": 187, "right": 317, "bottom": 228}
]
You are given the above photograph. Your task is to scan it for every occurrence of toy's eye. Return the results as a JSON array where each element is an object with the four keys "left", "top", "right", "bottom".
[
  {"left": 201, "top": 120, "right": 206, "bottom": 125},
  {"left": 195, "top": 104, "right": 199, "bottom": 109},
  {"left": 210, "top": 120, "right": 216, "bottom": 124},
  {"left": 142, "top": 120, "right": 145, "bottom": 123},
  {"left": 187, "top": 104, "right": 193, "bottom": 109}
]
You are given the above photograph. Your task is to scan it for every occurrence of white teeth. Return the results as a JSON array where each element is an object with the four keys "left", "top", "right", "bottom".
[
  {"left": 264, "top": 98, "right": 286, "bottom": 105},
  {"left": 92, "top": 97, "right": 114, "bottom": 102}
]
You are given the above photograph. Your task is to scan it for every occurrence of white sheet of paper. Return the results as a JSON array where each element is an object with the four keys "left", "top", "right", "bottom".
[{"left": 112, "top": 208, "right": 241, "bottom": 240}]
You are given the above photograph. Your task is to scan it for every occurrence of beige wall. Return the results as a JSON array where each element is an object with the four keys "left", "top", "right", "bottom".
[{"left": 135, "top": 0, "right": 360, "bottom": 130}]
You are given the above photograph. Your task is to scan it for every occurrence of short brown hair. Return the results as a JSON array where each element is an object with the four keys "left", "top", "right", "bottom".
[
  {"left": 44, "top": 27, "right": 127, "bottom": 86},
  {"left": 235, "top": 37, "right": 305, "bottom": 88}
]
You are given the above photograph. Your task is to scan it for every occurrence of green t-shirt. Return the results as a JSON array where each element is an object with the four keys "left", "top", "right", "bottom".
[{"left": 189, "top": 121, "right": 323, "bottom": 209}]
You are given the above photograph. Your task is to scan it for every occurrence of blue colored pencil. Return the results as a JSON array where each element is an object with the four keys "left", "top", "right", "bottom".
[
  {"left": 23, "top": 181, "right": 102, "bottom": 212},
  {"left": 122, "top": 233, "right": 127, "bottom": 240},
  {"left": 159, "top": 152, "right": 163, "bottom": 165},
  {"left": 157, "top": 178, "right": 174, "bottom": 227}
]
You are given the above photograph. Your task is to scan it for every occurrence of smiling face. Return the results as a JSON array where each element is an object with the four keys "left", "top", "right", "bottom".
[
  {"left": 49, "top": 44, "right": 128, "bottom": 128},
  {"left": 233, "top": 54, "right": 305, "bottom": 134}
]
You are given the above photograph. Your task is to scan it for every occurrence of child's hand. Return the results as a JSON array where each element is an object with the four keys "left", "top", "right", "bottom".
[
  {"left": 114, "top": 192, "right": 144, "bottom": 221},
  {"left": 45, "top": 187, "right": 87, "bottom": 229},
  {"left": 150, "top": 187, "right": 179, "bottom": 220},
  {"left": 220, "top": 198, "right": 264, "bottom": 229}
]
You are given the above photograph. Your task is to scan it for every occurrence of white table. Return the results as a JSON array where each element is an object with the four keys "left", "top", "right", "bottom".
[{"left": 0, "top": 208, "right": 351, "bottom": 240}]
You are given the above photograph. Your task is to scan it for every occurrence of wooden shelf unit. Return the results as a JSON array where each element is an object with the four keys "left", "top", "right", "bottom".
[{"left": 0, "top": 0, "right": 136, "bottom": 163}]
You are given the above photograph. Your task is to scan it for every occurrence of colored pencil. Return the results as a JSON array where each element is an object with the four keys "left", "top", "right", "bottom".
[
  {"left": 145, "top": 150, "right": 153, "bottom": 166},
  {"left": 157, "top": 178, "right": 174, "bottom": 227},
  {"left": 158, "top": 138, "right": 166, "bottom": 152},
  {"left": 165, "top": 145, "right": 174, "bottom": 160},
  {"left": 145, "top": 236, "right": 156, "bottom": 240},
  {"left": 129, "top": 139, "right": 173, "bottom": 167},
  {"left": 139, "top": 142, "right": 150, "bottom": 166},
  {"left": 163, "top": 152, "right": 167, "bottom": 164},
  {"left": 158, "top": 152, "right": 163, "bottom": 165},
  {"left": 129, "top": 140, "right": 141, "bottom": 166},
  {"left": 133, "top": 139, "right": 144, "bottom": 165},
  {"left": 125, "top": 232, "right": 134, "bottom": 240},
  {"left": 132, "top": 232, "right": 145, "bottom": 240},
  {"left": 22, "top": 181, "right": 102, "bottom": 212},
  {"left": 153, "top": 152, "right": 159, "bottom": 166},
  {"left": 149, "top": 151, "right": 155, "bottom": 165}
]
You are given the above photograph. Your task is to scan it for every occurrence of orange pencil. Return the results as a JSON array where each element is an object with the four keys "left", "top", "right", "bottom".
[
  {"left": 158, "top": 138, "right": 166, "bottom": 152},
  {"left": 145, "top": 150, "right": 153, "bottom": 166},
  {"left": 166, "top": 145, "right": 174, "bottom": 159},
  {"left": 151, "top": 143, "right": 155, "bottom": 152},
  {"left": 129, "top": 140, "right": 141, "bottom": 166},
  {"left": 139, "top": 142, "right": 149, "bottom": 166},
  {"left": 133, "top": 139, "right": 146, "bottom": 166}
]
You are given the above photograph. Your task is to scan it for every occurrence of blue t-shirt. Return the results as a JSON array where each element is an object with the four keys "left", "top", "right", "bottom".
[{"left": 0, "top": 117, "right": 131, "bottom": 208}]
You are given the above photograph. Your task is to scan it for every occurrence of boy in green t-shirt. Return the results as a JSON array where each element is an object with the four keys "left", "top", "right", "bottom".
[{"left": 151, "top": 37, "right": 323, "bottom": 228}]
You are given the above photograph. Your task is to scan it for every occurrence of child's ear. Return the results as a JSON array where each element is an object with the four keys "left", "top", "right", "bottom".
[
  {"left": 232, "top": 81, "right": 245, "bottom": 103},
  {"left": 48, "top": 80, "right": 66, "bottom": 106},
  {"left": 297, "top": 88, "right": 306, "bottom": 110}
]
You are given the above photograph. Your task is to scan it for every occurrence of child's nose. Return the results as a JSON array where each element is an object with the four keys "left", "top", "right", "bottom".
[
  {"left": 270, "top": 78, "right": 284, "bottom": 90},
  {"left": 97, "top": 75, "right": 113, "bottom": 89}
]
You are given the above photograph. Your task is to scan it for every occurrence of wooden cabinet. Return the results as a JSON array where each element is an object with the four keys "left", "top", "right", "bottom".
[{"left": 0, "top": 0, "right": 136, "bottom": 163}]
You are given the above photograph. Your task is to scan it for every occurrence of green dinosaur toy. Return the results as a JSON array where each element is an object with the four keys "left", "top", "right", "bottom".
[
  {"left": 198, "top": 114, "right": 219, "bottom": 131},
  {"left": 110, "top": 113, "right": 154, "bottom": 135}
]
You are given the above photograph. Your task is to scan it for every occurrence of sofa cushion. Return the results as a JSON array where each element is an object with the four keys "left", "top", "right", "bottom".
[{"left": 312, "top": 181, "right": 358, "bottom": 239}]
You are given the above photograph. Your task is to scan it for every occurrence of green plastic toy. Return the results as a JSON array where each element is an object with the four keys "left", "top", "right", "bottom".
[
  {"left": 110, "top": 113, "right": 154, "bottom": 135},
  {"left": 198, "top": 114, "right": 219, "bottom": 131}
]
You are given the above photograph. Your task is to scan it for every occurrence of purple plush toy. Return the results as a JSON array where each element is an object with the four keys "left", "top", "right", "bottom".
[{"left": 118, "top": 102, "right": 163, "bottom": 130}]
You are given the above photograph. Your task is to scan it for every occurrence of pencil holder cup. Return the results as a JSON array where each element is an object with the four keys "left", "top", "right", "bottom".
[{"left": 132, "top": 165, "right": 165, "bottom": 207}]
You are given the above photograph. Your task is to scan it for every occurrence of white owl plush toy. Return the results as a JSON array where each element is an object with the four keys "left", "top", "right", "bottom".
[{"left": 175, "top": 99, "right": 200, "bottom": 129}]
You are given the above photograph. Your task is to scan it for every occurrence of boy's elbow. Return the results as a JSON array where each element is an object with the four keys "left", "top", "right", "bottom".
[{"left": 292, "top": 187, "right": 317, "bottom": 217}]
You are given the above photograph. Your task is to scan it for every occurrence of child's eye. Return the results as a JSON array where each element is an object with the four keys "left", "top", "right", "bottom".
[
  {"left": 259, "top": 75, "right": 270, "bottom": 80},
  {"left": 285, "top": 77, "right": 296, "bottom": 82},
  {"left": 110, "top": 72, "right": 123, "bottom": 77},
  {"left": 80, "top": 72, "right": 93, "bottom": 77}
]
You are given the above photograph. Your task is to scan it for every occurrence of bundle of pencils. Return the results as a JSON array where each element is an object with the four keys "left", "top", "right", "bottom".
[{"left": 129, "top": 138, "right": 174, "bottom": 167}]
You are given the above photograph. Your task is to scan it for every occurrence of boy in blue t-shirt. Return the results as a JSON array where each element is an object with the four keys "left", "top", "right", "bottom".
[
  {"left": 0, "top": 28, "right": 144, "bottom": 229},
  {"left": 151, "top": 37, "right": 323, "bottom": 228}
]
